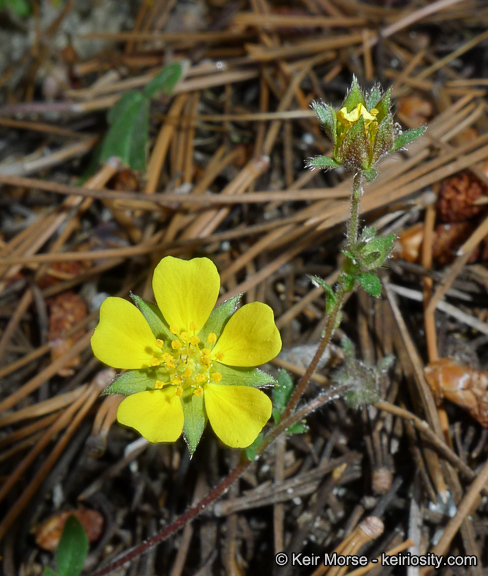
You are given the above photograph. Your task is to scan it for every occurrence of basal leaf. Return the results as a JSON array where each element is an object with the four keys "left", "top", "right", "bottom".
[{"left": 144, "top": 60, "right": 190, "bottom": 100}]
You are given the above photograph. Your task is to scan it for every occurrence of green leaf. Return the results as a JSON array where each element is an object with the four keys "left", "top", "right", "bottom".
[
  {"left": 104, "top": 369, "right": 159, "bottom": 395},
  {"left": 131, "top": 294, "right": 174, "bottom": 341},
  {"left": 308, "top": 275, "right": 336, "bottom": 314},
  {"left": 391, "top": 127, "right": 426, "bottom": 152},
  {"left": 360, "top": 227, "right": 376, "bottom": 242},
  {"left": 244, "top": 432, "right": 264, "bottom": 461},
  {"left": 342, "top": 76, "right": 366, "bottom": 111},
  {"left": 311, "top": 101, "right": 337, "bottom": 142},
  {"left": 101, "top": 92, "right": 150, "bottom": 170},
  {"left": 272, "top": 369, "right": 294, "bottom": 423},
  {"left": 3, "top": 0, "right": 31, "bottom": 17},
  {"left": 144, "top": 60, "right": 190, "bottom": 100},
  {"left": 363, "top": 168, "right": 377, "bottom": 182},
  {"left": 56, "top": 516, "right": 88, "bottom": 576},
  {"left": 360, "top": 234, "right": 396, "bottom": 269},
  {"left": 286, "top": 421, "right": 308, "bottom": 434},
  {"left": 198, "top": 295, "right": 241, "bottom": 343},
  {"left": 305, "top": 156, "right": 341, "bottom": 170},
  {"left": 181, "top": 390, "right": 207, "bottom": 455},
  {"left": 216, "top": 363, "right": 277, "bottom": 388},
  {"left": 45, "top": 568, "right": 58, "bottom": 576},
  {"left": 357, "top": 273, "right": 382, "bottom": 298}
]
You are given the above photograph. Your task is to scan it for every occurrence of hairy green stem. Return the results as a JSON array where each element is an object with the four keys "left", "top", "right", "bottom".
[{"left": 347, "top": 171, "right": 363, "bottom": 248}]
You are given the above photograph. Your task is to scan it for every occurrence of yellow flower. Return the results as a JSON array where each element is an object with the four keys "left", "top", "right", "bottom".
[
  {"left": 337, "top": 103, "right": 378, "bottom": 132},
  {"left": 91, "top": 256, "right": 282, "bottom": 449}
]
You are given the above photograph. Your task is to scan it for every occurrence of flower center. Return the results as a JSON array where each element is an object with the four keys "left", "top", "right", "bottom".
[
  {"left": 337, "top": 104, "right": 379, "bottom": 136},
  {"left": 151, "top": 323, "right": 224, "bottom": 398}
]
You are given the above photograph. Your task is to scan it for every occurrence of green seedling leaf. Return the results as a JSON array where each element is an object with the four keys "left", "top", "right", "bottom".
[
  {"left": 182, "top": 390, "right": 206, "bottom": 456},
  {"left": 342, "top": 76, "right": 366, "bottom": 111},
  {"left": 306, "top": 156, "right": 341, "bottom": 170},
  {"left": 56, "top": 515, "right": 88, "bottom": 576},
  {"left": 131, "top": 294, "right": 174, "bottom": 341},
  {"left": 272, "top": 369, "right": 294, "bottom": 423},
  {"left": 216, "top": 364, "right": 277, "bottom": 388},
  {"left": 144, "top": 60, "right": 190, "bottom": 99},
  {"left": 100, "top": 91, "right": 149, "bottom": 170},
  {"left": 391, "top": 127, "right": 426, "bottom": 151},
  {"left": 104, "top": 370, "right": 157, "bottom": 395},
  {"left": 357, "top": 273, "right": 382, "bottom": 298},
  {"left": 199, "top": 295, "right": 241, "bottom": 343},
  {"left": 244, "top": 432, "right": 264, "bottom": 461}
]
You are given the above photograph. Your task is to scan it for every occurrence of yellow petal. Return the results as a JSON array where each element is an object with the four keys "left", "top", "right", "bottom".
[
  {"left": 117, "top": 388, "right": 184, "bottom": 443},
  {"left": 204, "top": 384, "right": 271, "bottom": 448},
  {"left": 152, "top": 256, "right": 220, "bottom": 333},
  {"left": 91, "top": 297, "right": 160, "bottom": 369},
  {"left": 212, "top": 302, "right": 281, "bottom": 367}
]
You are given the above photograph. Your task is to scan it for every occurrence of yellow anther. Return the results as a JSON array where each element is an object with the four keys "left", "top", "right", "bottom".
[
  {"left": 190, "top": 335, "right": 200, "bottom": 346},
  {"left": 202, "top": 357, "right": 211, "bottom": 367},
  {"left": 171, "top": 340, "right": 182, "bottom": 350},
  {"left": 175, "top": 387, "right": 183, "bottom": 398},
  {"left": 155, "top": 380, "right": 165, "bottom": 389},
  {"left": 207, "top": 333, "right": 217, "bottom": 344},
  {"left": 194, "top": 387, "right": 204, "bottom": 397},
  {"left": 196, "top": 374, "right": 206, "bottom": 384},
  {"left": 180, "top": 331, "right": 189, "bottom": 343},
  {"left": 202, "top": 348, "right": 211, "bottom": 356},
  {"left": 212, "top": 372, "right": 222, "bottom": 383},
  {"left": 170, "top": 325, "right": 179, "bottom": 335},
  {"left": 189, "top": 321, "right": 197, "bottom": 331},
  {"left": 155, "top": 339, "right": 164, "bottom": 348},
  {"left": 215, "top": 352, "right": 224, "bottom": 361},
  {"left": 171, "top": 375, "right": 183, "bottom": 386},
  {"left": 150, "top": 358, "right": 161, "bottom": 367},
  {"left": 370, "top": 108, "right": 379, "bottom": 115},
  {"left": 183, "top": 367, "right": 192, "bottom": 378}
]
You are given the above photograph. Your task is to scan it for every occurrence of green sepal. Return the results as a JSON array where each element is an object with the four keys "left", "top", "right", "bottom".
[
  {"left": 339, "top": 114, "right": 369, "bottom": 168},
  {"left": 342, "top": 76, "right": 366, "bottom": 111},
  {"left": 372, "top": 115, "right": 394, "bottom": 164},
  {"left": 391, "top": 127, "right": 426, "bottom": 152},
  {"left": 56, "top": 515, "right": 88, "bottom": 576},
  {"left": 363, "top": 168, "right": 377, "bottom": 182},
  {"left": 215, "top": 363, "right": 277, "bottom": 388},
  {"left": 181, "top": 390, "right": 207, "bottom": 456},
  {"left": 309, "top": 275, "right": 337, "bottom": 314},
  {"left": 198, "top": 294, "right": 241, "bottom": 343},
  {"left": 104, "top": 369, "right": 160, "bottom": 395},
  {"left": 366, "top": 85, "right": 382, "bottom": 109},
  {"left": 144, "top": 59, "right": 190, "bottom": 100},
  {"left": 340, "top": 272, "right": 356, "bottom": 292},
  {"left": 131, "top": 294, "right": 174, "bottom": 341},
  {"left": 357, "top": 273, "right": 382, "bottom": 298},
  {"left": 244, "top": 432, "right": 264, "bottom": 461},
  {"left": 360, "top": 227, "right": 376, "bottom": 242},
  {"left": 101, "top": 91, "right": 149, "bottom": 170},
  {"left": 311, "top": 101, "right": 337, "bottom": 143},
  {"left": 305, "top": 156, "right": 341, "bottom": 170},
  {"left": 374, "top": 86, "right": 391, "bottom": 123},
  {"left": 272, "top": 369, "right": 294, "bottom": 423},
  {"left": 341, "top": 249, "right": 356, "bottom": 262}
]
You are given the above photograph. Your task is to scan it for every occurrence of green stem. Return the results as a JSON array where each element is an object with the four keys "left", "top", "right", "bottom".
[{"left": 347, "top": 171, "right": 363, "bottom": 248}]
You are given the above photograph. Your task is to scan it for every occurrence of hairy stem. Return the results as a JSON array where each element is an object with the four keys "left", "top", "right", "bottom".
[
  {"left": 91, "top": 384, "right": 351, "bottom": 576},
  {"left": 347, "top": 171, "right": 363, "bottom": 248}
]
